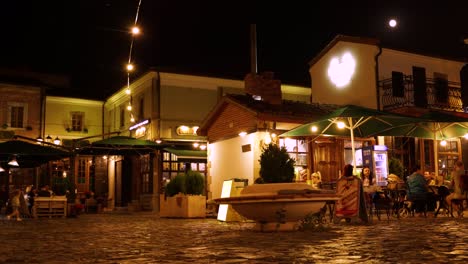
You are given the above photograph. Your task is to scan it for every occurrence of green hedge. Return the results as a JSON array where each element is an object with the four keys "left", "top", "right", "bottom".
[{"left": 165, "top": 170, "right": 205, "bottom": 197}]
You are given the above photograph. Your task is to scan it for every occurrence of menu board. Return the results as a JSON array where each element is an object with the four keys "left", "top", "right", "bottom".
[{"left": 335, "top": 176, "right": 360, "bottom": 218}]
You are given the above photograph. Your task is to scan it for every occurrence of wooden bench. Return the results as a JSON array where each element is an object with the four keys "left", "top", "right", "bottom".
[{"left": 33, "top": 196, "right": 67, "bottom": 218}]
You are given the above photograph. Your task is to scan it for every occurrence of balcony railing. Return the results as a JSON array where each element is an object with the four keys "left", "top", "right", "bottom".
[{"left": 380, "top": 75, "right": 463, "bottom": 112}]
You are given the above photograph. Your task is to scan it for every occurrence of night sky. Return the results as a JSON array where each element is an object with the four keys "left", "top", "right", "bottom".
[{"left": 1, "top": 0, "right": 467, "bottom": 100}]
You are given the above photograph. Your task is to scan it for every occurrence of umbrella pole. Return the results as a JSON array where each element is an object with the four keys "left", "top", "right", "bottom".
[
  {"left": 348, "top": 117, "right": 357, "bottom": 174},
  {"left": 433, "top": 136, "right": 439, "bottom": 180}
]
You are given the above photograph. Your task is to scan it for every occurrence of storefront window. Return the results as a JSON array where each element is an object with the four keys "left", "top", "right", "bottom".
[
  {"left": 438, "top": 139, "right": 460, "bottom": 179},
  {"left": 279, "top": 138, "right": 309, "bottom": 167}
]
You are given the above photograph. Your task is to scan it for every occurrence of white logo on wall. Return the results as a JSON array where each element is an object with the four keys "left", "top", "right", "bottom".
[{"left": 327, "top": 52, "right": 356, "bottom": 88}]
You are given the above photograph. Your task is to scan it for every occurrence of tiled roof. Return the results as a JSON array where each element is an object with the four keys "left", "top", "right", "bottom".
[{"left": 225, "top": 94, "right": 336, "bottom": 121}]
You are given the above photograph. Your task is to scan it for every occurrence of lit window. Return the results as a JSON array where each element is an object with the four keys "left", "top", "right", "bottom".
[{"left": 71, "top": 112, "right": 84, "bottom": 131}]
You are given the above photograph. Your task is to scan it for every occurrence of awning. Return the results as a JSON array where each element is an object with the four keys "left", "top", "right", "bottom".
[
  {"left": 164, "top": 148, "right": 207, "bottom": 162},
  {"left": 0, "top": 139, "right": 71, "bottom": 168}
]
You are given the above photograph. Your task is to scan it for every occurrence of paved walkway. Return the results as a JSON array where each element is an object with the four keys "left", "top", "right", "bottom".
[{"left": 1, "top": 212, "right": 468, "bottom": 263}]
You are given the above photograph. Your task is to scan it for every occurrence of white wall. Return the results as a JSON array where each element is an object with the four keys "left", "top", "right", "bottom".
[
  {"left": 310, "top": 41, "right": 380, "bottom": 108},
  {"left": 208, "top": 134, "right": 255, "bottom": 200}
]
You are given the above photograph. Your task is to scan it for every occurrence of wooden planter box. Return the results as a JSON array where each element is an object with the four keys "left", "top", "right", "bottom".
[
  {"left": 159, "top": 194, "right": 206, "bottom": 218},
  {"left": 33, "top": 196, "right": 67, "bottom": 218}
]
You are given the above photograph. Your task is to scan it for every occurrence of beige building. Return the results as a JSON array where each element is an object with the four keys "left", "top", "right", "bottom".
[
  {"left": 101, "top": 70, "right": 311, "bottom": 209},
  {"left": 308, "top": 35, "right": 468, "bottom": 179}
]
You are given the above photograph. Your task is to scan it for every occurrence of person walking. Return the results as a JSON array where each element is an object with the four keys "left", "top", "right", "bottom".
[{"left": 6, "top": 189, "right": 22, "bottom": 221}]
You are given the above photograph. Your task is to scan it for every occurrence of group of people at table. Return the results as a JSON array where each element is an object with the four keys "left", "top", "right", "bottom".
[{"left": 337, "top": 161, "right": 466, "bottom": 220}]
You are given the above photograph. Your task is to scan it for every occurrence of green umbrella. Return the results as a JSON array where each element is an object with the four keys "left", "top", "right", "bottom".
[
  {"left": 280, "top": 105, "right": 424, "bottom": 171},
  {"left": 0, "top": 140, "right": 71, "bottom": 168},
  {"left": 366, "top": 110, "right": 468, "bottom": 176},
  {"left": 369, "top": 111, "right": 468, "bottom": 140},
  {"left": 77, "top": 136, "right": 161, "bottom": 155}
]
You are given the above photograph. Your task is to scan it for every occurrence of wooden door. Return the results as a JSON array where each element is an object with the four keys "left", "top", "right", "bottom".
[{"left": 312, "top": 138, "right": 343, "bottom": 183}]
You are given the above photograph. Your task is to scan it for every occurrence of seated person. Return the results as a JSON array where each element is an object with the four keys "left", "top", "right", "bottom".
[
  {"left": 446, "top": 161, "right": 466, "bottom": 212},
  {"left": 37, "top": 185, "right": 51, "bottom": 197},
  {"left": 407, "top": 166, "right": 436, "bottom": 214},
  {"left": 424, "top": 171, "right": 436, "bottom": 186},
  {"left": 360, "top": 166, "right": 374, "bottom": 187},
  {"left": 311, "top": 172, "right": 322, "bottom": 189}
]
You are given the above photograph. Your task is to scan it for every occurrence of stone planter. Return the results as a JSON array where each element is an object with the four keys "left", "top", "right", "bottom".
[
  {"left": 215, "top": 183, "right": 340, "bottom": 231},
  {"left": 159, "top": 194, "right": 206, "bottom": 218}
]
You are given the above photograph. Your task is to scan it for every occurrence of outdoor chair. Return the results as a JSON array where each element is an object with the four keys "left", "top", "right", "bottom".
[
  {"left": 85, "top": 198, "right": 99, "bottom": 213},
  {"left": 434, "top": 186, "right": 451, "bottom": 218},
  {"left": 449, "top": 196, "right": 467, "bottom": 218},
  {"left": 372, "top": 192, "right": 392, "bottom": 221}
]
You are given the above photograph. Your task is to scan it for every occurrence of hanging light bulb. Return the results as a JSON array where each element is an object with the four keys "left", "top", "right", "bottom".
[
  {"left": 126, "top": 63, "right": 134, "bottom": 72},
  {"left": 311, "top": 126, "right": 318, "bottom": 132},
  {"left": 127, "top": 104, "right": 132, "bottom": 111},
  {"left": 8, "top": 156, "right": 19, "bottom": 166},
  {"left": 54, "top": 137, "right": 61, "bottom": 145},
  {"left": 336, "top": 121, "right": 345, "bottom": 129},
  {"left": 0, "top": 166, "right": 4, "bottom": 172},
  {"left": 131, "top": 26, "right": 140, "bottom": 35},
  {"left": 440, "top": 140, "right": 447, "bottom": 146},
  {"left": 46, "top": 135, "right": 52, "bottom": 143},
  {"left": 155, "top": 139, "right": 162, "bottom": 144},
  {"left": 199, "top": 144, "right": 207, "bottom": 150},
  {"left": 125, "top": 88, "right": 131, "bottom": 95},
  {"left": 130, "top": 115, "right": 135, "bottom": 123},
  {"left": 193, "top": 142, "right": 200, "bottom": 148},
  {"left": 464, "top": 133, "right": 468, "bottom": 140}
]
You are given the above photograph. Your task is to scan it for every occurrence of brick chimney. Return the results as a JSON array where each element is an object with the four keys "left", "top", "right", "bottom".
[{"left": 244, "top": 72, "right": 282, "bottom": 105}]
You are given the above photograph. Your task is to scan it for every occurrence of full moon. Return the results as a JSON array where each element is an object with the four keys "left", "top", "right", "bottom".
[{"left": 389, "top": 19, "right": 397, "bottom": 28}]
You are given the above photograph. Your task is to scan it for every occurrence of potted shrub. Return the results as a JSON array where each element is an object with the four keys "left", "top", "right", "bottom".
[
  {"left": 258, "top": 143, "right": 295, "bottom": 183},
  {"left": 160, "top": 170, "right": 206, "bottom": 218}
]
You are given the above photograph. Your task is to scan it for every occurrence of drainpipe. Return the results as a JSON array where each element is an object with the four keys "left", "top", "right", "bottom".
[
  {"left": 102, "top": 101, "right": 106, "bottom": 139},
  {"left": 40, "top": 87, "right": 46, "bottom": 138},
  {"left": 374, "top": 44, "right": 383, "bottom": 110}
]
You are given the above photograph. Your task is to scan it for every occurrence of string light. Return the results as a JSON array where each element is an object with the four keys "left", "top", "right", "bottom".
[{"left": 125, "top": 0, "right": 143, "bottom": 124}]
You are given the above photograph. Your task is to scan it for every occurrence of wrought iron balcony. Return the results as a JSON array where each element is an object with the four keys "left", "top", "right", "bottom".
[{"left": 380, "top": 75, "right": 464, "bottom": 112}]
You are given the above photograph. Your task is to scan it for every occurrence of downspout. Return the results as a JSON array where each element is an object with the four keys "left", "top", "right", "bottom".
[
  {"left": 374, "top": 43, "right": 383, "bottom": 110},
  {"left": 102, "top": 100, "right": 106, "bottom": 139},
  {"left": 40, "top": 87, "right": 46, "bottom": 138}
]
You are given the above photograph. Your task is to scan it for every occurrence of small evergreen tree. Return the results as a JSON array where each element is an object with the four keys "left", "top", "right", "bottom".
[
  {"left": 259, "top": 143, "right": 295, "bottom": 183},
  {"left": 388, "top": 157, "right": 404, "bottom": 178}
]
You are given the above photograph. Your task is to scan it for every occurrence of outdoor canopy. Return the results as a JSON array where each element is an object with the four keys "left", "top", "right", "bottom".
[
  {"left": 364, "top": 110, "right": 468, "bottom": 176},
  {"left": 280, "top": 105, "right": 424, "bottom": 171},
  {"left": 77, "top": 136, "right": 161, "bottom": 155},
  {"left": 366, "top": 110, "right": 468, "bottom": 140},
  {"left": 0, "top": 139, "right": 71, "bottom": 168}
]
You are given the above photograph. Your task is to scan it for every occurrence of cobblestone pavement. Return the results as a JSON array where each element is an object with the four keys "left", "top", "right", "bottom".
[{"left": 1, "top": 211, "right": 468, "bottom": 264}]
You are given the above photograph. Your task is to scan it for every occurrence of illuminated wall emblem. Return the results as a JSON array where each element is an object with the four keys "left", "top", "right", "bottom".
[
  {"left": 176, "top": 125, "right": 199, "bottom": 136},
  {"left": 327, "top": 52, "right": 356, "bottom": 88}
]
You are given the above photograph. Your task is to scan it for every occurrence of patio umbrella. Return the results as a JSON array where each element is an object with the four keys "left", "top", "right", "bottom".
[
  {"left": 0, "top": 140, "right": 71, "bottom": 168},
  {"left": 77, "top": 136, "right": 161, "bottom": 155},
  {"left": 368, "top": 111, "right": 468, "bottom": 140},
  {"left": 366, "top": 110, "right": 468, "bottom": 176},
  {"left": 280, "top": 105, "right": 424, "bottom": 171}
]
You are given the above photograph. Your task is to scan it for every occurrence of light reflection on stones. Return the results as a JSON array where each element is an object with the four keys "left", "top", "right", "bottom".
[{"left": 0, "top": 213, "right": 467, "bottom": 263}]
